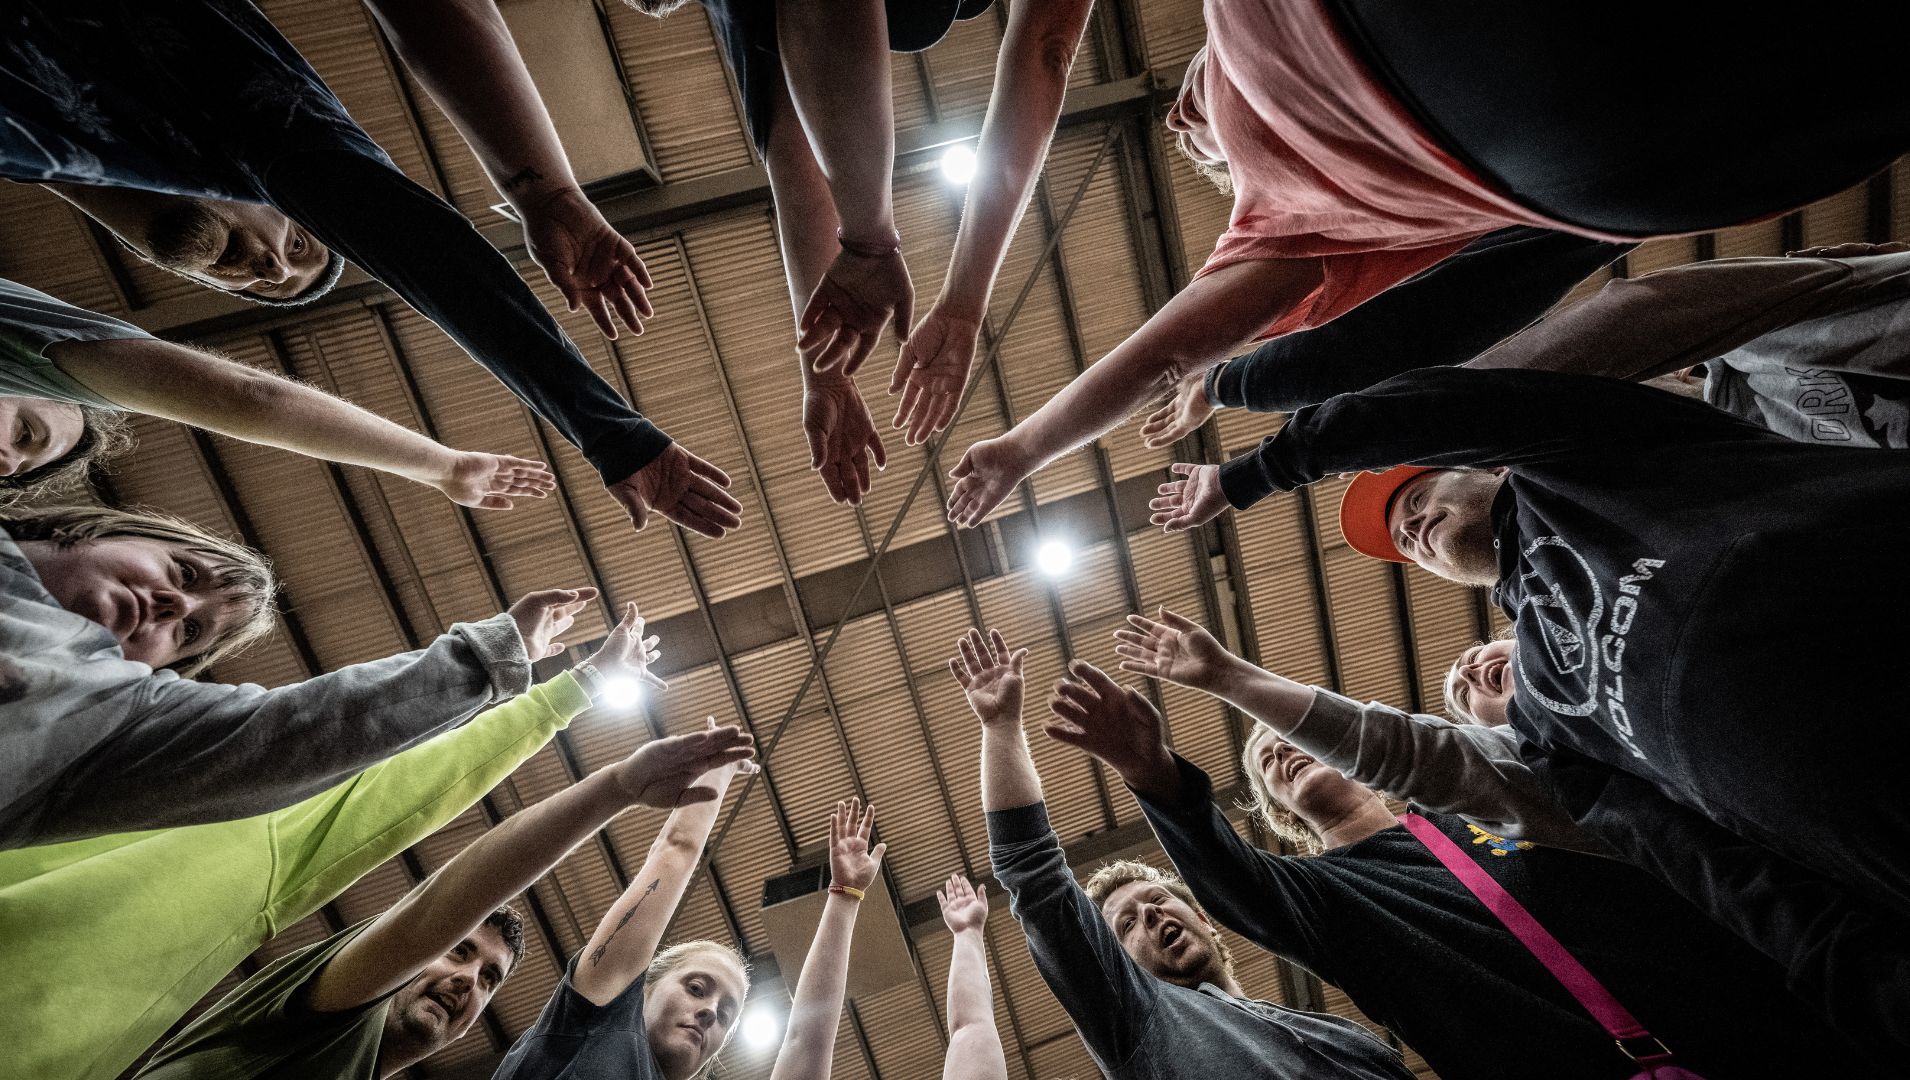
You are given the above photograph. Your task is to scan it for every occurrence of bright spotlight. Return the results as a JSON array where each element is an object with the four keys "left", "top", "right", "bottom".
[
  {"left": 599, "top": 675, "right": 643, "bottom": 711},
  {"left": 742, "top": 1004, "right": 782, "bottom": 1050},
  {"left": 940, "top": 144, "right": 977, "bottom": 185},
  {"left": 1035, "top": 538, "right": 1074, "bottom": 578}
]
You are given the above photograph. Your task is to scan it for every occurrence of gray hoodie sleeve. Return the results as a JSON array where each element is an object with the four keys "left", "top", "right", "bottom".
[
  {"left": 1287, "top": 689, "right": 1609, "bottom": 856},
  {"left": 12, "top": 613, "right": 529, "bottom": 849}
]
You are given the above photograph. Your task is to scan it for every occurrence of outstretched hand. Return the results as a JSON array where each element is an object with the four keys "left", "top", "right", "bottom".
[
  {"left": 1149, "top": 462, "right": 1230, "bottom": 533},
  {"left": 889, "top": 306, "right": 980, "bottom": 446},
  {"left": 936, "top": 872, "right": 988, "bottom": 934},
  {"left": 829, "top": 796, "right": 887, "bottom": 892},
  {"left": 945, "top": 437, "right": 1030, "bottom": 528},
  {"left": 804, "top": 373, "right": 888, "bottom": 506},
  {"left": 1044, "top": 659, "right": 1177, "bottom": 797},
  {"left": 509, "top": 586, "right": 599, "bottom": 660},
  {"left": 800, "top": 247, "right": 915, "bottom": 376},
  {"left": 523, "top": 188, "right": 655, "bottom": 340},
  {"left": 949, "top": 627, "right": 1028, "bottom": 728},
  {"left": 615, "top": 716, "right": 757, "bottom": 808},
  {"left": 586, "top": 600, "right": 668, "bottom": 691},
  {"left": 433, "top": 451, "right": 556, "bottom": 510},
  {"left": 1139, "top": 372, "right": 1216, "bottom": 450},
  {"left": 1113, "top": 608, "right": 1235, "bottom": 694},
  {"left": 607, "top": 442, "right": 743, "bottom": 538}
]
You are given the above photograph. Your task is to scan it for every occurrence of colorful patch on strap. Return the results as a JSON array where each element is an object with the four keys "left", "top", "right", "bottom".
[{"left": 1466, "top": 824, "right": 1533, "bottom": 857}]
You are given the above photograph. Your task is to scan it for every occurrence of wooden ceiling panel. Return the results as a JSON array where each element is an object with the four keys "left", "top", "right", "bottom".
[
  {"left": 1802, "top": 185, "right": 1869, "bottom": 248},
  {"left": 1403, "top": 570, "right": 1487, "bottom": 716},
  {"left": 604, "top": 3, "right": 755, "bottom": 180},
  {"left": 919, "top": 10, "right": 1007, "bottom": 121},
  {"left": 0, "top": 190, "right": 124, "bottom": 314},
  {"left": 1231, "top": 492, "right": 1333, "bottom": 689},
  {"left": 1135, "top": 0, "right": 1207, "bottom": 72},
  {"left": 1715, "top": 218, "right": 1784, "bottom": 260},
  {"left": 1156, "top": 121, "right": 1232, "bottom": 281},
  {"left": 855, "top": 976, "right": 947, "bottom": 1079},
  {"left": 1318, "top": 543, "right": 1412, "bottom": 708}
]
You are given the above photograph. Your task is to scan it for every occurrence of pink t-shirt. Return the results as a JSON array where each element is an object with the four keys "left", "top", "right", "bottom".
[{"left": 1194, "top": 0, "right": 1635, "bottom": 340}]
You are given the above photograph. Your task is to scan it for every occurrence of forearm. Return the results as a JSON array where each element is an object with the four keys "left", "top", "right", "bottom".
[
  {"left": 54, "top": 338, "right": 460, "bottom": 487},
  {"left": 1204, "top": 656, "right": 1316, "bottom": 735},
  {"left": 938, "top": 0, "right": 1093, "bottom": 319},
  {"left": 776, "top": 0, "right": 893, "bottom": 236},
  {"left": 770, "top": 893, "right": 861, "bottom": 1080},
  {"left": 362, "top": 0, "right": 578, "bottom": 214},
  {"left": 263, "top": 148, "right": 670, "bottom": 483},
  {"left": 763, "top": 78, "right": 843, "bottom": 328},
  {"left": 1005, "top": 258, "right": 1319, "bottom": 471},
  {"left": 942, "top": 928, "right": 1008, "bottom": 1080},
  {"left": 980, "top": 723, "right": 1043, "bottom": 812}
]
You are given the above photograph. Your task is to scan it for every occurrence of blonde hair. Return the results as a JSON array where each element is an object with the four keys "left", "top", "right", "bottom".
[
  {"left": 647, "top": 940, "right": 751, "bottom": 1078},
  {"left": 2, "top": 503, "right": 277, "bottom": 676},
  {"left": 1081, "top": 860, "right": 1236, "bottom": 982},
  {"left": 1238, "top": 724, "right": 1325, "bottom": 855},
  {"left": 1172, "top": 49, "right": 1232, "bottom": 195},
  {"left": 0, "top": 404, "right": 133, "bottom": 508},
  {"left": 1441, "top": 627, "right": 1518, "bottom": 725}
]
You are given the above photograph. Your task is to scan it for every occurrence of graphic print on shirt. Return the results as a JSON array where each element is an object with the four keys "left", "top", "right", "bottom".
[
  {"left": 1465, "top": 824, "right": 1531, "bottom": 856},
  {"left": 1512, "top": 537, "right": 1665, "bottom": 761}
]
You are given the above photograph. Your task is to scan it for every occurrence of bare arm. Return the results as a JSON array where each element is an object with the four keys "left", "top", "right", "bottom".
[
  {"left": 572, "top": 729, "right": 756, "bottom": 1006},
  {"left": 770, "top": 799, "right": 888, "bottom": 1080},
  {"left": 49, "top": 336, "right": 553, "bottom": 510},
  {"left": 949, "top": 628, "right": 1042, "bottom": 811},
  {"left": 306, "top": 722, "right": 756, "bottom": 1012},
  {"left": 361, "top": 0, "right": 653, "bottom": 337},
  {"left": 946, "top": 257, "right": 1322, "bottom": 527},
  {"left": 937, "top": 874, "right": 1009, "bottom": 1080}
]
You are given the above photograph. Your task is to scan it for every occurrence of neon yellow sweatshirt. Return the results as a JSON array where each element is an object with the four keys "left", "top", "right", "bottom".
[{"left": 0, "top": 671, "right": 590, "bottom": 1080}]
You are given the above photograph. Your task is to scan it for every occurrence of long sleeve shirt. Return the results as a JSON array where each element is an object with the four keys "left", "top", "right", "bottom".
[
  {"left": 0, "top": 528, "right": 530, "bottom": 849},
  {"left": 1205, "top": 227, "right": 1629, "bottom": 415},
  {"left": 986, "top": 801, "right": 1410, "bottom": 1080},
  {"left": 1133, "top": 756, "right": 1881, "bottom": 1079},
  {"left": 0, "top": 0, "right": 668, "bottom": 484},
  {"left": 1288, "top": 687, "right": 1602, "bottom": 854},
  {"left": 0, "top": 671, "right": 589, "bottom": 1080},
  {"left": 1223, "top": 364, "right": 1910, "bottom": 928}
]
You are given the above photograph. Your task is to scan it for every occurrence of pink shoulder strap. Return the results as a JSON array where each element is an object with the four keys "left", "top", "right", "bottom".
[{"left": 1399, "top": 813, "right": 1680, "bottom": 1070}]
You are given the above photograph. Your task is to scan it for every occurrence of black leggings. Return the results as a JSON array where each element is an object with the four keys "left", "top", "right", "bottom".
[{"left": 1324, "top": 2, "right": 1910, "bottom": 236}]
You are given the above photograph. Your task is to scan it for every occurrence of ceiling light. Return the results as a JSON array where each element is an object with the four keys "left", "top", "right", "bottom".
[
  {"left": 940, "top": 144, "right": 977, "bottom": 185},
  {"left": 742, "top": 1004, "right": 782, "bottom": 1050},
  {"left": 599, "top": 676, "right": 643, "bottom": 711},
  {"left": 1035, "top": 538, "right": 1074, "bottom": 578}
]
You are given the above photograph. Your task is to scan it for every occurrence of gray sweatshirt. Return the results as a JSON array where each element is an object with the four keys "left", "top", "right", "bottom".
[
  {"left": 0, "top": 528, "right": 530, "bottom": 849},
  {"left": 989, "top": 802, "right": 1412, "bottom": 1080},
  {"left": 1470, "top": 249, "right": 1910, "bottom": 447},
  {"left": 1289, "top": 688, "right": 1606, "bottom": 855}
]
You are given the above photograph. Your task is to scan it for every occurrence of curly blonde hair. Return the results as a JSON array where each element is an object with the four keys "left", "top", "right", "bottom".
[
  {"left": 1238, "top": 723, "right": 1325, "bottom": 855},
  {"left": 1082, "top": 860, "right": 1237, "bottom": 982}
]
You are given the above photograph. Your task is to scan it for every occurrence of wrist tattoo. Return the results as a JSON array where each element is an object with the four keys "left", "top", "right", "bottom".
[
  {"left": 589, "top": 878, "right": 660, "bottom": 966},
  {"left": 502, "top": 166, "right": 546, "bottom": 192}
]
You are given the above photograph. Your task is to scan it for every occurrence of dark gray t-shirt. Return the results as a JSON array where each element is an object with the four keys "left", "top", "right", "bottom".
[
  {"left": 0, "top": 277, "right": 145, "bottom": 408},
  {"left": 492, "top": 958, "right": 666, "bottom": 1080}
]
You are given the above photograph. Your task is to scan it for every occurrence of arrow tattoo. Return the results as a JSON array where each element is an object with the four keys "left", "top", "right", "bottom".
[{"left": 590, "top": 878, "right": 661, "bottom": 966}]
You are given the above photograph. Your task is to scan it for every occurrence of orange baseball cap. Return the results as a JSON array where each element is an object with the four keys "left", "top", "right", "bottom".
[{"left": 1338, "top": 466, "right": 1435, "bottom": 563}]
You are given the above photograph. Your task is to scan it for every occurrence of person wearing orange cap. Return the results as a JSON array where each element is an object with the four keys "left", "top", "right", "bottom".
[{"left": 1151, "top": 365, "right": 1910, "bottom": 948}]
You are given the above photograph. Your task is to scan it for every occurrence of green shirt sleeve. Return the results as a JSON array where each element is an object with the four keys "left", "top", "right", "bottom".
[{"left": 263, "top": 672, "right": 591, "bottom": 931}]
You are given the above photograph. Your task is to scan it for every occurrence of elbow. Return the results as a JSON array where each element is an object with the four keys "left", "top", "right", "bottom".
[
  {"left": 653, "top": 826, "right": 705, "bottom": 859},
  {"left": 1035, "top": 32, "right": 1077, "bottom": 84},
  {"left": 220, "top": 367, "right": 299, "bottom": 415}
]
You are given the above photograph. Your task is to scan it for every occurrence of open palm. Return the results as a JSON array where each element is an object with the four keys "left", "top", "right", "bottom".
[
  {"left": 890, "top": 306, "right": 980, "bottom": 445},
  {"left": 1112, "top": 608, "right": 1234, "bottom": 692},
  {"left": 1139, "top": 371, "right": 1216, "bottom": 450},
  {"left": 1149, "top": 462, "right": 1230, "bottom": 533},
  {"left": 829, "top": 796, "right": 887, "bottom": 891},
  {"left": 937, "top": 872, "right": 989, "bottom": 933},
  {"left": 949, "top": 627, "right": 1027, "bottom": 727}
]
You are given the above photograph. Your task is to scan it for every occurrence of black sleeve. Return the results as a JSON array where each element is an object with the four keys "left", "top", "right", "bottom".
[
  {"left": 1535, "top": 747, "right": 1910, "bottom": 1061},
  {"left": 1206, "top": 228, "right": 1632, "bottom": 414},
  {"left": 262, "top": 148, "right": 671, "bottom": 485},
  {"left": 1131, "top": 755, "right": 1330, "bottom": 963},
  {"left": 987, "top": 802, "right": 1159, "bottom": 1070},
  {"left": 1216, "top": 365, "right": 1773, "bottom": 509}
]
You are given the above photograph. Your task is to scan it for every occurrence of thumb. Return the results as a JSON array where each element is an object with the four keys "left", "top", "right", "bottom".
[
  {"left": 870, "top": 841, "right": 888, "bottom": 866},
  {"left": 805, "top": 416, "right": 827, "bottom": 469},
  {"left": 1159, "top": 606, "right": 1203, "bottom": 633}
]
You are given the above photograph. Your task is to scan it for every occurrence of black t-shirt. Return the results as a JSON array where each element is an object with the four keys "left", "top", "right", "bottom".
[
  {"left": 1136, "top": 757, "right": 1875, "bottom": 1080},
  {"left": 492, "top": 957, "right": 666, "bottom": 1080}
]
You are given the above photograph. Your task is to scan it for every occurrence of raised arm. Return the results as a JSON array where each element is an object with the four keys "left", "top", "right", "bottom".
[
  {"left": 1113, "top": 609, "right": 1601, "bottom": 853},
  {"left": 945, "top": 257, "right": 1321, "bottom": 528},
  {"left": 260, "top": 148, "right": 741, "bottom": 537},
  {"left": 571, "top": 722, "right": 757, "bottom": 1005},
  {"left": 780, "top": 0, "right": 913, "bottom": 376},
  {"left": 770, "top": 799, "right": 888, "bottom": 1080},
  {"left": 890, "top": 0, "right": 1097, "bottom": 445},
  {"left": 50, "top": 336, "right": 553, "bottom": 510},
  {"left": 952, "top": 628, "right": 1040, "bottom": 812},
  {"left": 16, "top": 588, "right": 595, "bottom": 849},
  {"left": 937, "top": 874, "right": 1009, "bottom": 1080},
  {"left": 306, "top": 720, "right": 756, "bottom": 1013},
  {"left": 362, "top": 0, "right": 652, "bottom": 339}
]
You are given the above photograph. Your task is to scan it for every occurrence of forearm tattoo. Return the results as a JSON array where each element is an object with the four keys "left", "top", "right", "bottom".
[
  {"left": 589, "top": 878, "right": 660, "bottom": 966},
  {"left": 503, "top": 166, "right": 546, "bottom": 192}
]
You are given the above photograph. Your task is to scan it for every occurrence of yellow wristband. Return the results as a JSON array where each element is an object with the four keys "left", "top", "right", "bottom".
[{"left": 828, "top": 884, "right": 865, "bottom": 901}]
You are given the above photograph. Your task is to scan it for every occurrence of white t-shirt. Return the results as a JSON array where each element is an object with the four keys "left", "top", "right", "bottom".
[{"left": 0, "top": 277, "right": 150, "bottom": 408}]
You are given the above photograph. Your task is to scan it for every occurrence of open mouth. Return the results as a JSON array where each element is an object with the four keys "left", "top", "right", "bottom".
[
  {"left": 1283, "top": 753, "right": 1311, "bottom": 785},
  {"left": 423, "top": 989, "right": 458, "bottom": 1019},
  {"left": 1483, "top": 658, "right": 1506, "bottom": 694},
  {"left": 1159, "top": 923, "right": 1183, "bottom": 950}
]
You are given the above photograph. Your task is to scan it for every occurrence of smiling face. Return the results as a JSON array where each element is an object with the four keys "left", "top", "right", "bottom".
[
  {"left": 1386, "top": 468, "right": 1504, "bottom": 586},
  {"left": 1099, "top": 878, "right": 1229, "bottom": 989},
  {"left": 1444, "top": 639, "right": 1516, "bottom": 725},
  {"left": 643, "top": 948, "right": 748, "bottom": 1079},
  {"left": 19, "top": 535, "right": 249, "bottom": 668},
  {"left": 143, "top": 196, "right": 330, "bottom": 301},
  {"left": 384, "top": 925, "right": 515, "bottom": 1055},
  {"left": 0, "top": 396, "right": 86, "bottom": 479}
]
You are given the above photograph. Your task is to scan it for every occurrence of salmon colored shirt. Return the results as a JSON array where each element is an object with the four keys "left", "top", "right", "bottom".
[{"left": 1194, "top": 0, "right": 1638, "bottom": 340}]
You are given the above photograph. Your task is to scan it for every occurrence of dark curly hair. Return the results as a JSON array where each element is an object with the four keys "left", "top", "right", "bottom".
[
  {"left": 0, "top": 404, "right": 134, "bottom": 508},
  {"left": 483, "top": 905, "right": 527, "bottom": 974}
]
